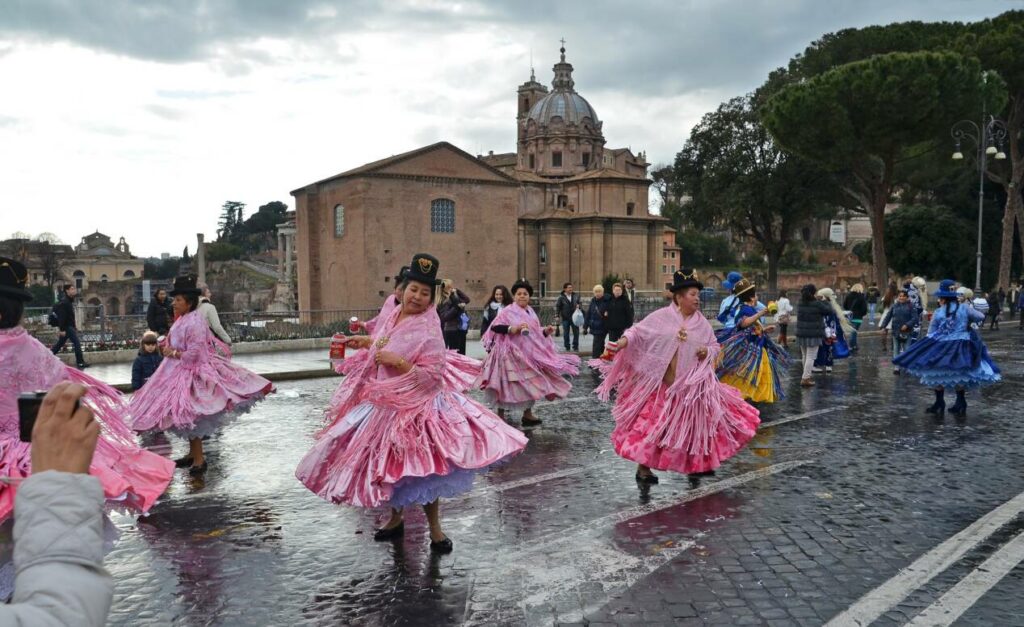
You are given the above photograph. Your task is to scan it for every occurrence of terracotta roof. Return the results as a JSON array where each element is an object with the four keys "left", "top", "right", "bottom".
[{"left": 293, "top": 141, "right": 516, "bottom": 193}]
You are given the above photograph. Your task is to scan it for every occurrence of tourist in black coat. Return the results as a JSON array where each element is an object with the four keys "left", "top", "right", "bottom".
[
  {"left": 146, "top": 289, "right": 173, "bottom": 335},
  {"left": 605, "top": 283, "right": 634, "bottom": 343}
]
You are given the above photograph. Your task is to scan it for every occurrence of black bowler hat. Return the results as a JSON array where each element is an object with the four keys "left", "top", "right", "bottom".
[
  {"left": 169, "top": 274, "right": 202, "bottom": 297},
  {"left": 403, "top": 254, "right": 441, "bottom": 286},
  {"left": 393, "top": 265, "right": 410, "bottom": 284},
  {"left": 669, "top": 268, "right": 704, "bottom": 292},
  {"left": 0, "top": 257, "right": 33, "bottom": 302}
]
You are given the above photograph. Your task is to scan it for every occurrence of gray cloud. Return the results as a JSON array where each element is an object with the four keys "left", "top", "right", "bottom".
[
  {"left": 3, "top": 0, "right": 1016, "bottom": 97},
  {"left": 144, "top": 103, "right": 185, "bottom": 121}
]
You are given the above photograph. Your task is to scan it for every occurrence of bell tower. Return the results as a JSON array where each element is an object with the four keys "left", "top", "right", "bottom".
[{"left": 517, "top": 66, "right": 548, "bottom": 141}]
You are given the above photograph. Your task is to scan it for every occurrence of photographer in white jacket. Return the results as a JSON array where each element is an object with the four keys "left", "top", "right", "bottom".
[{"left": 1, "top": 382, "right": 113, "bottom": 626}]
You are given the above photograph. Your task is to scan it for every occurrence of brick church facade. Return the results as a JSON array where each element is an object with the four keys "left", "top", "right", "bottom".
[{"left": 291, "top": 47, "right": 667, "bottom": 311}]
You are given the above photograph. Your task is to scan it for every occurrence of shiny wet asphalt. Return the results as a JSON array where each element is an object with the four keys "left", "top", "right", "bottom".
[{"left": 104, "top": 329, "right": 1024, "bottom": 626}]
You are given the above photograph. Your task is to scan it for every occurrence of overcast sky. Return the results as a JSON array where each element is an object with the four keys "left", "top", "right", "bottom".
[{"left": 1, "top": 0, "right": 1018, "bottom": 256}]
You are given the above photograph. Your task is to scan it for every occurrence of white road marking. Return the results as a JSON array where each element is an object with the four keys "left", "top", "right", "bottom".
[
  {"left": 761, "top": 406, "right": 847, "bottom": 428},
  {"left": 464, "top": 459, "right": 815, "bottom": 626},
  {"left": 907, "top": 529, "right": 1024, "bottom": 626},
  {"left": 449, "top": 460, "right": 615, "bottom": 502},
  {"left": 826, "top": 490, "right": 1024, "bottom": 627}
]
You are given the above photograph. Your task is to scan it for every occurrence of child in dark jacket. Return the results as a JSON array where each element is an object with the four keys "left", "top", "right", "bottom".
[
  {"left": 880, "top": 289, "right": 920, "bottom": 373},
  {"left": 132, "top": 331, "right": 163, "bottom": 391}
]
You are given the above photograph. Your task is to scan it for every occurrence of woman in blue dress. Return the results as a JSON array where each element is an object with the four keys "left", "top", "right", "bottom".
[
  {"left": 716, "top": 279, "right": 789, "bottom": 403},
  {"left": 813, "top": 288, "right": 853, "bottom": 373},
  {"left": 894, "top": 280, "right": 1000, "bottom": 416}
]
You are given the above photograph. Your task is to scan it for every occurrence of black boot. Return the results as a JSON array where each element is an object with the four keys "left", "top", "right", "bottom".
[
  {"left": 950, "top": 390, "right": 967, "bottom": 416},
  {"left": 925, "top": 389, "right": 945, "bottom": 415}
]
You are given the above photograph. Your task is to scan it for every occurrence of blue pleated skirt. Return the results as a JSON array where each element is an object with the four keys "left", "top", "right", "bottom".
[{"left": 893, "top": 331, "right": 1000, "bottom": 388}]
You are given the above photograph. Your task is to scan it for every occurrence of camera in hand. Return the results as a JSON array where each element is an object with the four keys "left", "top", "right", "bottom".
[{"left": 17, "top": 391, "right": 79, "bottom": 443}]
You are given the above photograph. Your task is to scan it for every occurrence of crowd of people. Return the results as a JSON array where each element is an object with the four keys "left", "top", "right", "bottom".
[{"left": 2, "top": 251, "right": 1012, "bottom": 623}]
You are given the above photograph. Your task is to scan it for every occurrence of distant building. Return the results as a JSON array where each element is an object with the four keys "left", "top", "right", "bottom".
[
  {"left": 291, "top": 46, "right": 667, "bottom": 310},
  {"left": 660, "top": 227, "right": 682, "bottom": 289},
  {"left": 0, "top": 231, "right": 145, "bottom": 314},
  {"left": 68, "top": 232, "right": 144, "bottom": 290}
]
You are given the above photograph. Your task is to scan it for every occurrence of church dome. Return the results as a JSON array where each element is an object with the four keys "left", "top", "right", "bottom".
[{"left": 527, "top": 91, "right": 599, "bottom": 126}]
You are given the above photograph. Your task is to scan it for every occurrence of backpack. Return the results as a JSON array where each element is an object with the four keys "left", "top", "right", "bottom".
[{"left": 48, "top": 303, "right": 60, "bottom": 327}]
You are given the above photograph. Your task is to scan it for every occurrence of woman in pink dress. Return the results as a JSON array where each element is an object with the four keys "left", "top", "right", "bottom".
[
  {"left": 342, "top": 265, "right": 480, "bottom": 392},
  {"left": 0, "top": 257, "right": 174, "bottom": 520},
  {"left": 479, "top": 279, "right": 581, "bottom": 426},
  {"left": 296, "top": 254, "right": 527, "bottom": 554},
  {"left": 131, "top": 275, "right": 273, "bottom": 476},
  {"left": 593, "top": 268, "right": 760, "bottom": 484}
]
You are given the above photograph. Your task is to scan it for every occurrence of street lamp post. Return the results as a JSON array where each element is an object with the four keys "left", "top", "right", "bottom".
[{"left": 951, "top": 114, "right": 1008, "bottom": 292}]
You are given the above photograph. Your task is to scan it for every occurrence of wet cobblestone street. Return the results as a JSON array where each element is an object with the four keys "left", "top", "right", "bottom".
[{"left": 102, "top": 330, "right": 1024, "bottom": 626}]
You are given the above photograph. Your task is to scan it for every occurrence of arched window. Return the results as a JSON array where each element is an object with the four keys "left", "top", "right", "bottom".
[
  {"left": 334, "top": 204, "right": 345, "bottom": 237},
  {"left": 73, "top": 269, "right": 86, "bottom": 289},
  {"left": 430, "top": 199, "right": 455, "bottom": 233},
  {"left": 123, "top": 269, "right": 136, "bottom": 278},
  {"left": 100, "top": 274, "right": 109, "bottom": 283},
  {"left": 626, "top": 202, "right": 635, "bottom": 216}
]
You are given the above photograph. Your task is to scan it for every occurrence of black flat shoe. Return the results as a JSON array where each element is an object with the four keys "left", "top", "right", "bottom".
[
  {"left": 635, "top": 473, "right": 659, "bottom": 484},
  {"left": 690, "top": 469, "right": 716, "bottom": 477},
  {"left": 174, "top": 456, "right": 194, "bottom": 468},
  {"left": 521, "top": 416, "right": 543, "bottom": 427},
  {"left": 429, "top": 536, "right": 453, "bottom": 554},
  {"left": 77, "top": 363, "right": 90, "bottom": 369},
  {"left": 373, "top": 522, "right": 405, "bottom": 541},
  {"left": 188, "top": 461, "right": 208, "bottom": 477}
]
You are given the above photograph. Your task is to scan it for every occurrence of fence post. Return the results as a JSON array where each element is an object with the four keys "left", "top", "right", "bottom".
[{"left": 99, "top": 304, "right": 106, "bottom": 344}]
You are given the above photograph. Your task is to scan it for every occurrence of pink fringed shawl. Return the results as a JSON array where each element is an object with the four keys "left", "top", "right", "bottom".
[
  {"left": 322, "top": 304, "right": 446, "bottom": 434},
  {"left": 481, "top": 303, "right": 580, "bottom": 376},
  {"left": 0, "top": 327, "right": 136, "bottom": 445},
  {"left": 595, "top": 304, "right": 756, "bottom": 456}
]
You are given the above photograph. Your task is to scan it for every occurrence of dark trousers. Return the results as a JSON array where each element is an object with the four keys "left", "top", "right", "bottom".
[
  {"left": 443, "top": 329, "right": 466, "bottom": 355},
  {"left": 607, "top": 328, "right": 624, "bottom": 343},
  {"left": 52, "top": 326, "right": 85, "bottom": 366},
  {"left": 591, "top": 332, "right": 607, "bottom": 359},
  {"left": 778, "top": 323, "right": 788, "bottom": 344},
  {"left": 561, "top": 320, "right": 579, "bottom": 351}
]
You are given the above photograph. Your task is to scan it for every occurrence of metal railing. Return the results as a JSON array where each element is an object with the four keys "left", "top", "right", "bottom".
[{"left": 24, "top": 290, "right": 784, "bottom": 351}]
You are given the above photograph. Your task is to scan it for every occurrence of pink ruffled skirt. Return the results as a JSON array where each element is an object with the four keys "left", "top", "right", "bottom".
[
  {"left": 611, "top": 380, "right": 760, "bottom": 474},
  {"left": 0, "top": 433, "right": 174, "bottom": 522},
  {"left": 479, "top": 350, "right": 573, "bottom": 410},
  {"left": 296, "top": 393, "right": 528, "bottom": 508},
  {"left": 130, "top": 355, "right": 273, "bottom": 438}
]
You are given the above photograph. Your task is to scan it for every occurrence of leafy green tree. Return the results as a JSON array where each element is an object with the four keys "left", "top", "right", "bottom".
[
  {"left": 958, "top": 11, "right": 1024, "bottom": 288},
  {"left": 217, "top": 201, "right": 245, "bottom": 241},
  {"left": 205, "top": 242, "right": 244, "bottom": 262},
  {"left": 673, "top": 95, "right": 837, "bottom": 289},
  {"left": 678, "top": 231, "right": 736, "bottom": 268},
  {"left": 885, "top": 205, "right": 975, "bottom": 277},
  {"left": 762, "top": 51, "right": 1000, "bottom": 288}
]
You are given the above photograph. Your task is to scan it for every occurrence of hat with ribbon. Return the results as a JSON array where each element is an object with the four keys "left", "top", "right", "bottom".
[
  {"left": 404, "top": 253, "right": 441, "bottom": 286},
  {"left": 670, "top": 268, "right": 704, "bottom": 292},
  {"left": 933, "top": 279, "right": 959, "bottom": 299},
  {"left": 0, "top": 257, "right": 32, "bottom": 302},
  {"left": 169, "top": 274, "right": 202, "bottom": 297}
]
